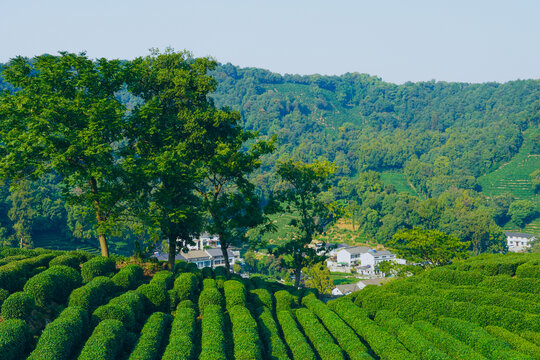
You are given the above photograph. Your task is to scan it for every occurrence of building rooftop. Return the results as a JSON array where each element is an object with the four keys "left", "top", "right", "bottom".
[
  {"left": 505, "top": 232, "right": 536, "bottom": 239},
  {"left": 343, "top": 246, "right": 371, "bottom": 255},
  {"left": 334, "top": 284, "right": 360, "bottom": 294},
  {"left": 180, "top": 250, "right": 211, "bottom": 260},
  {"left": 205, "top": 248, "right": 234, "bottom": 258},
  {"left": 370, "top": 250, "right": 394, "bottom": 257}
]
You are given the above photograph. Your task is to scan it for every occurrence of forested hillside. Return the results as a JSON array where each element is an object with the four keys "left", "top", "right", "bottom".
[{"left": 0, "top": 60, "right": 538, "bottom": 254}]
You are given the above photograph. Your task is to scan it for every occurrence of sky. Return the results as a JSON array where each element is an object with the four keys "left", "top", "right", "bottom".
[{"left": 1, "top": 0, "right": 539, "bottom": 84}]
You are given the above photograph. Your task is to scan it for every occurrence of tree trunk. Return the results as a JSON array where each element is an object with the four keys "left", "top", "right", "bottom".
[
  {"left": 168, "top": 234, "right": 177, "bottom": 272},
  {"left": 98, "top": 232, "right": 109, "bottom": 257},
  {"left": 220, "top": 239, "right": 231, "bottom": 273},
  {"left": 294, "top": 267, "right": 302, "bottom": 288},
  {"left": 90, "top": 177, "right": 109, "bottom": 257}
]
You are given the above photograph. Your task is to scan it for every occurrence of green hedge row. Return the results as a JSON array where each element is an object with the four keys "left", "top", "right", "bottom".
[
  {"left": 438, "top": 317, "right": 532, "bottom": 360},
  {"left": 275, "top": 290, "right": 299, "bottom": 313},
  {"left": 49, "top": 254, "right": 82, "bottom": 270},
  {"left": 520, "top": 331, "right": 540, "bottom": 347},
  {"left": 162, "top": 306, "right": 198, "bottom": 360},
  {"left": 256, "top": 306, "right": 290, "bottom": 360},
  {"left": 515, "top": 261, "right": 540, "bottom": 279},
  {"left": 224, "top": 280, "right": 246, "bottom": 309},
  {"left": 485, "top": 325, "right": 540, "bottom": 359},
  {"left": 454, "top": 253, "right": 533, "bottom": 276},
  {"left": 229, "top": 305, "right": 263, "bottom": 360},
  {"left": 81, "top": 256, "right": 116, "bottom": 283},
  {"left": 250, "top": 288, "right": 273, "bottom": 311},
  {"left": 0, "top": 253, "right": 56, "bottom": 292},
  {"left": 111, "top": 264, "right": 144, "bottom": 291},
  {"left": 327, "top": 299, "right": 417, "bottom": 360},
  {"left": 296, "top": 308, "right": 345, "bottom": 360},
  {"left": 150, "top": 270, "right": 174, "bottom": 290},
  {"left": 78, "top": 319, "right": 126, "bottom": 360},
  {"left": 374, "top": 310, "right": 451, "bottom": 360},
  {"left": 136, "top": 283, "right": 169, "bottom": 313},
  {"left": 0, "top": 319, "right": 31, "bottom": 360},
  {"left": 27, "top": 306, "right": 88, "bottom": 360},
  {"left": 478, "top": 275, "right": 540, "bottom": 294},
  {"left": 427, "top": 268, "right": 485, "bottom": 285},
  {"left": 198, "top": 283, "right": 223, "bottom": 315},
  {"left": 24, "top": 265, "right": 82, "bottom": 307},
  {"left": 128, "top": 312, "right": 172, "bottom": 360},
  {"left": 277, "top": 310, "right": 316, "bottom": 360},
  {"left": 199, "top": 304, "right": 227, "bottom": 360},
  {"left": 412, "top": 321, "right": 487, "bottom": 360},
  {"left": 174, "top": 272, "right": 200, "bottom": 303},
  {"left": 202, "top": 266, "right": 214, "bottom": 279},
  {"left": 92, "top": 303, "right": 138, "bottom": 331},
  {"left": 68, "top": 276, "right": 117, "bottom": 313},
  {"left": 0, "top": 288, "right": 8, "bottom": 307},
  {"left": 109, "top": 291, "right": 146, "bottom": 324},
  {"left": 1, "top": 291, "right": 34, "bottom": 319},
  {"left": 302, "top": 294, "right": 372, "bottom": 360}
]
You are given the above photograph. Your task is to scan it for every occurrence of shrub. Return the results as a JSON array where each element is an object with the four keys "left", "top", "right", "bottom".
[
  {"left": 250, "top": 288, "right": 273, "bottom": 311},
  {"left": 109, "top": 291, "right": 146, "bottom": 324},
  {"left": 24, "top": 265, "right": 82, "bottom": 307},
  {"left": 515, "top": 262, "right": 540, "bottom": 279},
  {"left": 0, "top": 319, "right": 31, "bottom": 360},
  {"left": 277, "top": 310, "right": 316, "bottom": 360},
  {"left": 214, "top": 266, "right": 229, "bottom": 279},
  {"left": 178, "top": 299, "right": 196, "bottom": 311},
  {"left": 174, "top": 272, "right": 199, "bottom": 302},
  {"left": 78, "top": 319, "right": 126, "bottom": 360},
  {"left": 302, "top": 294, "right": 371, "bottom": 360},
  {"left": 486, "top": 325, "right": 540, "bottom": 358},
  {"left": 224, "top": 280, "right": 246, "bottom": 309},
  {"left": 1, "top": 291, "right": 34, "bottom": 320},
  {"left": 427, "top": 268, "right": 485, "bottom": 285},
  {"left": 49, "top": 254, "right": 82, "bottom": 270},
  {"left": 478, "top": 275, "right": 540, "bottom": 294},
  {"left": 136, "top": 283, "right": 169, "bottom": 313},
  {"left": 92, "top": 304, "right": 137, "bottom": 331},
  {"left": 327, "top": 298, "right": 417, "bottom": 360},
  {"left": 174, "top": 260, "right": 188, "bottom": 274},
  {"left": 199, "top": 304, "right": 227, "bottom": 360},
  {"left": 0, "top": 288, "right": 8, "bottom": 307},
  {"left": 229, "top": 305, "right": 263, "bottom": 360},
  {"left": 275, "top": 290, "right": 299, "bottom": 313},
  {"left": 438, "top": 317, "right": 531, "bottom": 359},
  {"left": 257, "top": 306, "right": 289, "bottom": 360},
  {"left": 162, "top": 306, "right": 197, "bottom": 360},
  {"left": 198, "top": 286, "right": 223, "bottom": 315},
  {"left": 201, "top": 267, "right": 214, "bottom": 279},
  {"left": 81, "top": 256, "right": 116, "bottom": 283},
  {"left": 27, "top": 306, "right": 88, "bottom": 360},
  {"left": 128, "top": 312, "right": 172, "bottom": 360},
  {"left": 0, "top": 253, "right": 55, "bottom": 292},
  {"left": 520, "top": 331, "right": 540, "bottom": 347},
  {"left": 296, "top": 308, "right": 344, "bottom": 360},
  {"left": 111, "top": 264, "right": 144, "bottom": 290},
  {"left": 68, "top": 276, "right": 115, "bottom": 313},
  {"left": 46, "top": 265, "right": 83, "bottom": 299},
  {"left": 413, "top": 320, "right": 487, "bottom": 360},
  {"left": 150, "top": 270, "right": 174, "bottom": 290}
]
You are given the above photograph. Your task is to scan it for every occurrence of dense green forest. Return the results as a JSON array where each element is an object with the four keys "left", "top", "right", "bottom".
[{"left": 0, "top": 59, "right": 538, "bottom": 255}]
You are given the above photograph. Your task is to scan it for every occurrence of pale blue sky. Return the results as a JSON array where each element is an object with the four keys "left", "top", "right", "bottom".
[{"left": 2, "top": 0, "right": 539, "bottom": 83}]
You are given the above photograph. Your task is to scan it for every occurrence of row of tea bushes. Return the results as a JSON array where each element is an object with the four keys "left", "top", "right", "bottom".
[
  {"left": 296, "top": 308, "right": 345, "bottom": 360},
  {"left": 162, "top": 302, "right": 198, "bottom": 360},
  {"left": 277, "top": 310, "right": 317, "bottom": 360},
  {"left": 128, "top": 312, "right": 172, "bottom": 360}
]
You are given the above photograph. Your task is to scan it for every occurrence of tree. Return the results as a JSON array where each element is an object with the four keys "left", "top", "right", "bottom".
[
  {"left": 126, "top": 50, "right": 240, "bottom": 270},
  {"left": 0, "top": 53, "right": 129, "bottom": 256},
  {"left": 272, "top": 159, "right": 339, "bottom": 288},
  {"left": 388, "top": 227, "right": 468, "bottom": 268},
  {"left": 195, "top": 130, "right": 275, "bottom": 272},
  {"left": 303, "top": 263, "right": 333, "bottom": 294},
  {"left": 508, "top": 200, "right": 536, "bottom": 229}
]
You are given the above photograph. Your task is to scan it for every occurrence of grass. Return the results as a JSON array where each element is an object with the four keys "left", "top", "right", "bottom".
[
  {"left": 329, "top": 272, "right": 359, "bottom": 285},
  {"left": 33, "top": 230, "right": 100, "bottom": 254},
  {"left": 380, "top": 170, "right": 421, "bottom": 197}
]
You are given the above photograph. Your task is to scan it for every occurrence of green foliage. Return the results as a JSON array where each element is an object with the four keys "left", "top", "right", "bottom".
[
  {"left": 515, "top": 261, "right": 540, "bottom": 278},
  {"left": 250, "top": 288, "right": 273, "bottom": 310},
  {"left": 296, "top": 308, "right": 345, "bottom": 360},
  {"left": 92, "top": 303, "right": 137, "bottom": 331},
  {"left": 0, "top": 319, "right": 31, "bottom": 360},
  {"left": 485, "top": 325, "right": 540, "bottom": 359},
  {"left": 1, "top": 291, "right": 34, "bottom": 319},
  {"left": 303, "top": 263, "right": 333, "bottom": 294},
  {"left": 274, "top": 290, "right": 299, "bottom": 313},
  {"left": 0, "top": 288, "right": 8, "bottom": 307},
  {"left": 81, "top": 256, "right": 116, "bottom": 283},
  {"left": 229, "top": 305, "right": 263, "bottom": 360},
  {"left": 150, "top": 270, "right": 174, "bottom": 290},
  {"left": 136, "top": 283, "right": 169, "bottom": 313},
  {"left": 68, "top": 276, "right": 116, "bottom": 313},
  {"left": 198, "top": 286, "right": 223, "bottom": 315},
  {"left": 256, "top": 306, "right": 289, "bottom": 360},
  {"left": 108, "top": 291, "right": 145, "bottom": 324},
  {"left": 0, "top": 253, "right": 55, "bottom": 292},
  {"left": 174, "top": 272, "right": 200, "bottom": 303},
  {"left": 508, "top": 200, "right": 537, "bottom": 228},
  {"left": 478, "top": 275, "right": 540, "bottom": 294},
  {"left": 111, "top": 264, "right": 144, "bottom": 290},
  {"left": 413, "top": 320, "right": 487, "bottom": 360},
  {"left": 23, "top": 265, "right": 81, "bottom": 307},
  {"left": 302, "top": 294, "right": 371, "bottom": 360},
  {"left": 78, "top": 319, "right": 126, "bottom": 360},
  {"left": 27, "top": 306, "right": 88, "bottom": 360},
  {"left": 427, "top": 268, "right": 485, "bottom": 285},
  {"left": 49, "top": 254, "right": 82, "bottom": 270},
  {"left": 224, "top": 280, "right": 247, "bottom": 309},
  {"left": 277, "top": 310, "right": 317, "bottom": 360},
  {"left": 199, "top": 304, "right": 227, "bottom": 360},
  {"left": 162, "top": 306, "right": 197, "bottom": 360},
  {"left": 128, "top": 312, "right": 172, "bottom": 360},
  {"left": 389, "top": 227, "right": 468, "bottom": 267}
]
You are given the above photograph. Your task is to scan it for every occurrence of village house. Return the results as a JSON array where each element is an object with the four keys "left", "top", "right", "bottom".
[
  {"left": 505, "top": 232, "right": 536, "bottom": 252},
  {"left": 153, "top": 247, "right": 236, "bottom": 269},
  {"left": 336, "top": 246, "right": 370, "bottom": 266}
]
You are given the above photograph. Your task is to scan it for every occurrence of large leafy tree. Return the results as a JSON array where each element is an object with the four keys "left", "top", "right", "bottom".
[
  {"left": 126, "top": 50, "right": 242, "bottom": 270},
  {"left": 272, "top": 159, "right": 339, "bottom": 288},
  {"left": 388, "top": 227, "right": 469, "bottom": 267},
  {"left": 0, "top": 53, "right": 130, "bottom": 256}
]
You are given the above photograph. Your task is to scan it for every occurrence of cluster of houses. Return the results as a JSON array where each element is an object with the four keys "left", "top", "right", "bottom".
[
  {"left": 153, "top": 233, "right": 240, "bottom": 269},
  {"left": 326, "top": 245, "right": 406, "bottom": 275}
]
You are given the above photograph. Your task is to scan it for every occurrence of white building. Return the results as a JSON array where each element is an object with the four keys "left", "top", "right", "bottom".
[
  {"left": 153, "top": 247, "right": 235, "bottom": 269},
  {"left": 336, "top": 246, "right": 370, "bottom": 266},
  {"left": 187, "top": 233, "right": 220, "bottom": 251},
  {"left": 506, "top": 232, "right": 536, "bottom": 252},
  {"left": 359, "top": 249, "right": 397, "bottom": 268}
]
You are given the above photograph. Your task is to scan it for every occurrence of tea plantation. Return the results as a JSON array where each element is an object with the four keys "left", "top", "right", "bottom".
[{"left": 0, "top": 247, "right": 538, "bottom": 360}]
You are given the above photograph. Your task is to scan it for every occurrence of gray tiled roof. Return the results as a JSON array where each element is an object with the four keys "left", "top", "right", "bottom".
[
  {"left": 505, "top": 232, "right": 535, "bottom": 239},
  {"left": 343, "top": 246, "right": 371, "bottom": 255},
  {"left": 335, "top": 284, "right": 360, "bottom": 294},
  {"left": 205, "top": 248, "right": 234, "bottom": 258}
]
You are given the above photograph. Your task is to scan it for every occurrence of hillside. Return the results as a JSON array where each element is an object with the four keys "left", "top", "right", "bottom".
[{"left": 0, "top": 247, "right": 538, "bottom": 359}]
